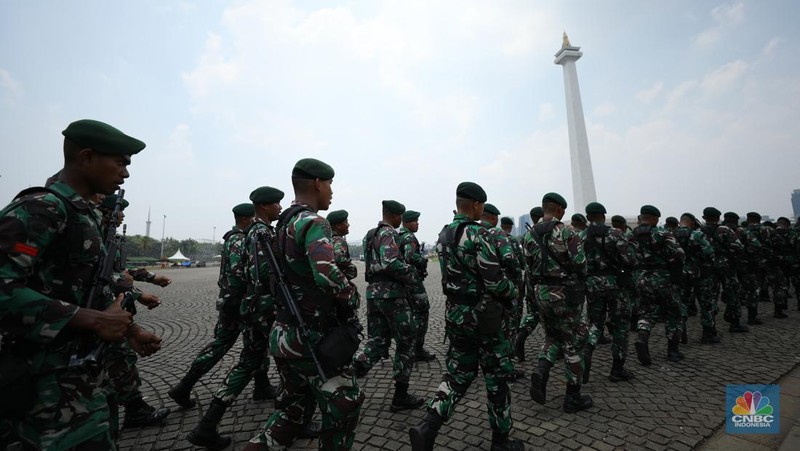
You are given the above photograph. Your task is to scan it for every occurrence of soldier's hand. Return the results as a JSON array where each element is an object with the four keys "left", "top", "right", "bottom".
[
  {"left": 138, "top": 293, "right": 161, "bottom": 310},
  {"left": 127, "top": 326, "right": 162, "bottom": 357},
  {"left": 151, "top": 275, "right": 171, "bottom": 287},
  {"left": 96, "top": 294, "right": 134, "bottom": 342}
]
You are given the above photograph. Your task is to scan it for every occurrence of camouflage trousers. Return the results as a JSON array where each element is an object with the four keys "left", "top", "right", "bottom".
[
  {"left": 517, "top": 292, "right": 540, "bottom": 335},
  {"left": 586, "top": 288, "right": 631, "bottom": 361},
  {"left": 535, "top": 284, "right": 588, "bottom": 385},
  {"left": 353, "top": 297, "right": 416, "bottom": 383},
  {"left": 737, "top": 268, "right": 759, "bottom": 313},
  {"left": 186, "top": 311, "right": 242, "bottom": 378},
  {"left": 718, "top": 269, "right": 742, "bottom": 322},
  {"left": 765, "top": 263, "right": 789, "bottom": 310},
  {"left": 682, "top": 272, "right": 716, "bottom": 329},
  {"left": 635, "top": 270, "right": 682, "bottom": 340},
  {"left": 213, "top": 318, "right": 273, "bottom": 404},
  {"left": 426, "top": 302, "right": 515, "bottom": 436},
  {"left": 249, "top": 358, "right": 364, "bottom": 450},
  {"left": 407, "top": 283, "right": 430, "bottom": 351},
  {"left": 13, "top": 367, "right": 113, "bottom": 450},
  {"left": 105, "top": 341, "right": 141, "bottom": 406}
]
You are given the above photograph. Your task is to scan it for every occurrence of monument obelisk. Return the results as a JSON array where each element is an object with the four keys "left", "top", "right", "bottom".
[{"left": 555, "top": 32, "right": 596, "bottom": 210}]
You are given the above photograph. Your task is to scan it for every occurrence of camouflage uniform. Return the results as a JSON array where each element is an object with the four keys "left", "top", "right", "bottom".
[
  {"left": 773, "top": 226, "right": 799, "bottom": 308},
  {"left": 728, "top": 222, "right": 763, "bottom": 323},
  {"left": 0, "top": 181, "right": 116, "bottom": 449},
  {"left": 582, "top": 223, "right": 636, "bottom": 380},
  {"left": 332, "top": 234, "right": 358, "bottom": 282},
  {"left": 748, "top": 223, "right": 789, "bottom": 316},
  {"left": 631, "top": 224, "right": 686, "bottom": 363},
  {"left": 481, "top": 221, "right": 523, "bottom": 339},
  {"left": 700, "top": 222, "right": 745, "bottom": 330},
  {"left": 250, "top": 202, "right": 363, "bottom": 450},
  {"left": 513, "top": 228, "right": 542, "bottom": 361},
  {"left": 397, "top": 226, "right": 431, "bottom": 356},
  {"left": 672, "top": 225, "right": 716, "bottom": 340},
  {"left": 170, "top": 226, "right": 248, "bottom": 408},
  {"left": 424, "top": 214, "right": 518, "bottom": 439},
  {"left": 352, "top": 221, "right": 419, "bottom": 384}
]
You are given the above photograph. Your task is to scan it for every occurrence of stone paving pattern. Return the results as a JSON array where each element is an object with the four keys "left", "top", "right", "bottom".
[{"left": 119, "top": 264, "right": 800, "bottom": 450}]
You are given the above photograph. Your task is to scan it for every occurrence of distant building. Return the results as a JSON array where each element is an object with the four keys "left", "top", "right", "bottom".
[{"left": 792, "top": 190, "right": 800, "bottom": 219}]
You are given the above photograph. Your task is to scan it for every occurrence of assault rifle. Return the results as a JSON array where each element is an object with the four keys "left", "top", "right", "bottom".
[{"left": 69, "top": 189, "right": 137, "bottom": 370}]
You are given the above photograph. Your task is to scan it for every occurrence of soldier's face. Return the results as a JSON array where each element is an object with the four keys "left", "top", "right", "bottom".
[
  {"left": 265, "top": 203, "right": 282, "bottom": 221},
  {"left": 405, "top": 220, "right": 419, "bottom": 233},
  {"left": 84, "top": 150, "right": 131, "bottom": 195},
  {"left": 317, "top": 179, "right": 333, "bottom": 211}
]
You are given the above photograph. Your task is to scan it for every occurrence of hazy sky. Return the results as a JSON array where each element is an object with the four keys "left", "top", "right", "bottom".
[{"left": 2, "top": 0, "right": 799, "bottom": 245}]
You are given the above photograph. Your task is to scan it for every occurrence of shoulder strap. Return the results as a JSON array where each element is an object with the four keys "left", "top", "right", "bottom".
[
  {"left": 364, "top": 223, "right": 393, "bottom": 272},
  {"left": 532, "top": 220, "right": 564, "bottom": 277}
]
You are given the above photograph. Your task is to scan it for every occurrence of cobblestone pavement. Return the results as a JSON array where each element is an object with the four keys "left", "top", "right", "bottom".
[{"left": 120, "top": 264, "right": 800, "bottom": 450}]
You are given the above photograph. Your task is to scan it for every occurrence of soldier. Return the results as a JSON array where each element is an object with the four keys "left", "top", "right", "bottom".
[
  {"left": 246, "top": 158, "right": 363, "bottom": 450},
  {"left": 700, "top": 208, "right": 747, "bottom": 333},
  {"left": 327, "top": 210, "right": 358, "bottom": 282},
  {"left": 664, "top": 216, "right": 679, "bottom": 232},
  {"left": 0, "top": 119, "right": 161, "bottom": 450},
  {"left": 169, "top": 203, "right": 254, "bottom": 410},
  {"left": 397, "top": 210, "right": 436, "bottom": 362},
  {"left": 526, "top": 192, "right": 592, "bottom": 414},
  {"left": 673, "top": 213, "right": 717, "bottom": 343},
  {"left": 746, "top": 212, "right": 789, "bottom": 318},
  {"left": 500, "top": 216, "right": 526, "bottom": 345},
  {"left": 513, "top": 206, "right": 545, "bottom": 361},
  {"left": 409, "top": 182, "right": 522, "bottom": 451},
  {"left": 187, "top": 187, "right": 286, "bottom": 449},
  {"left": 570, "top": 213, "right": 588, "bottom": 232},
  {"left": 352, "top": 200, "right": 424, "bottom": 412},
  {"left": 631, "top": 205, "right": 686, "bottom": 364},
  {"left": 722, "top": 212, "right": 761, "bottom": 326},
  {"left": 582, "top": 202, "right": 636, "bottom": 384},
  {"left": 611, "top": 215, "right": 639, "bottom": 332},
  {"left": 774, "top": 217, "right": 799, "bottom": 308}
]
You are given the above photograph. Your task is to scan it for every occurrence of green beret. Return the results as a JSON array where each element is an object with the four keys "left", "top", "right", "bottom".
[
  {"left": 611, "top": 215, "right": 627, "bottom": 224},
  {"left": 62, "top": 119, "right": 145, "bottom": 155},
  {"left": 232, "top": 203, "right": 255, "bottom": 217},
  {"left": 703, "top": 207, "right": 721, "bottom": 218},
  {"left": 746, "top": 212, "right": 761, "bottom": 221},
  {"left": 571, "top": 213, "right": 587, "bottom": 224},
  {"left": 542, "top": 192, "right": 567, "bottom": 208},
  {"left": 680, "top": 213, "right": 697, "bottom": 223},
  {"left": 640, "top": 205, "right": 661, "bottom": 217},
  {"left": 249, "top": 186, "right": 284, "bottom": 204},
  {"left": 500, "top": 216, "right": 514, "bottom": 226},
  {"left": 100, "top": 194, "right": 129, "bottom": 210},
  {"left": 402, "top": 210, "right": 420, "bottom": 222},
  {"left": 292, "top": 158, "right": 334, "bottom": 180},
  {"left": 724, "top": 212, "right": 739, "bottom": 221},
  {"left": 456, "top": 182, "right": 487, "bottom": 203},
  {"left": 665, "top": 216, "right": 678, "bottom": 225},
  {"left": 777, "top": 217, "right": 790, "bottom": 224},
  {"left": 763, "top": 220, "right": 775, "bottom": 228},
  {"left": 483, "top": 203, "right": 501, "bottom": 216},
  {"left": 530, "top": 206, "right": 544, "bottom": 219},
  {"left": 327, "top": 209, "right": 349, "bottom": 225},
  {"left": 585, "top": 202, "right": 606, "bottom": 215},
  {"left": 382, "top": 200, "right": 405, "bottom": 215}
]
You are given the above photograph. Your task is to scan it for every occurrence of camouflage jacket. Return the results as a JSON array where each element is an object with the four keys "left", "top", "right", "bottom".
[
  {"left": 219, "top": 226, "right": 248, "bottom": 299},
  {"left": 582, "top": 223, "right": 636, "bottom": 291},
  {"left": 332, "top": 233, "right": 357, "bottom": 281},
  {"left": 772, "top": 227, "right": 798, "bottom": 264},
  {"left": 437, "top": 214, "right": 517, "bottom": 301},
  {"left": 630, "top": 224, "right": 685, "bottom": 272},
  {"left": 0, "top": 181, "right": 112, "bottom": 369},
  {"left": 700, "top": 223, "right": 744, "bottom": 270},
  {"left": 480, "top": 220, "right": 522, "bottom": 283},
  {"left": 673, "top": 225, "right": 715, "bottom": 276},
  {"left": 744, "top": 224, "right": 770, "bottom": 264},
  {"left": 506, "top": 233, "right": 527, "bottom": 276},
  {"left": 524, "top": 218, "right": 587, "bottom": 282},
  {"left": 363, "top": 221, "right": 418, "bottom": 299},
  {"left": 397, "top": 226, "right": 428, "bottom": 279},
  {"left": 242, "top": 219, "right": 276, "bottom": 318}
]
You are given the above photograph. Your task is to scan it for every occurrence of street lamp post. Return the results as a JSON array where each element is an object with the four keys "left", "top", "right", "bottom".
[
  {"left": 213, "top": 226, "right": 216, "bottom": 243},
  {"left": 160, "top": 215, "right": 166, "bottom": 258}
]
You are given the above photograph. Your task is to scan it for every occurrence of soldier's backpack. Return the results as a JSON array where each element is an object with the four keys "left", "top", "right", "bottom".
[
  {"left": 436, "top": 220, "right": 477, "bottom": 294},
  {"left": 530, "top": 219, "right": 561, "bottom": 279},
  {"left": 362, "top": 223, "right": 394, "bottom": 283},
  {"left": 585, "top": 223, "right": 631, "bottom": 288}
]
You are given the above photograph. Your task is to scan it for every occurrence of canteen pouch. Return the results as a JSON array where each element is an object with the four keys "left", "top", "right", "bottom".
[
  {"left": 0, "top": 352, "right": 36, "bottom": 419},
  {"left": 316, "top": 325, "right": 361, "bottom": 374},
  {"left": 476, "top": 301, "right": 504, "bottom": 335}
]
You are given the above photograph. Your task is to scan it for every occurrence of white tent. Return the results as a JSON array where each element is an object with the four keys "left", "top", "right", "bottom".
[{"left": 167, "top": 249, "right": 190, "bottom": 261}]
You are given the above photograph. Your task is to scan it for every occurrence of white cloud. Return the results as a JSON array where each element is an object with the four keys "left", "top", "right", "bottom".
[
  {"left": 700, "top": 59, "right": 749, "bottom": 93},
  {"left": 160, "top": 124, "right": 195, "bottom": 165},
  {"left": 592, "top": 103, "right": 615, "bottom": 117},
  {"left": 762, "top": 36, "right": 784, "bottom": 56},
  {"left": 538, "top": 103, "right": 555, "bottom": 122},
  {"left": 693, "top": 1, "right": 745, "bottom": 50},
  {"left": 0, "top": 68, "right": 23, "bottom": 102},
  {"left": 636, "top": 82, "right": 663, "bottom": 103}
]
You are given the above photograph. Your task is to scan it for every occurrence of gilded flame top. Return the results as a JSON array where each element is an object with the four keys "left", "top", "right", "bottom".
[{"left": 562, "top": 31, "right": 571, "bottom": 48}]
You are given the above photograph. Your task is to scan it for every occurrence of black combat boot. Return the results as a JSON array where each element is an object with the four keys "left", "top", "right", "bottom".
[
  {"left": 298, "top": 420, "right": 323, "bottom": 438},
  {"left": 680, "top": 319, "right": 688, "bottom": 344},
  {"left": 562, "top": 384, "right": 593, "bottom": 414},
  {"left": 729, "top": 319, "right": 749, "bottom": 333},
  {"left": 529, "top": 359, "right": 552, "bottom": 405},
  {"left": 608, "top": 356, "right": 634, "bottom": 382},
  {"left": 390, "top": 382, "right": 425, "bottom": 412},
  {"left": 414, "top": 347, "right": 436, "bottom": 362},
  {"left": 597, "top": 334, "right": 611, "bottom": 345},
  {"left": 490, "top": 431, "right": 526, "bottom": 451},
  {"left": 409, "top": 410, "right": 444, "bottom": 451},
  {"left": 773, "top": 308, "right": 788, "bottom": 319},
  {"left": 513, "top": 330, "right": 529, "bottom": 361},
  {"left": 186, "top": 398, "right": 232, "bottom": 450},
  {"left": 667, "top": 336, "right": 684, "bottom": 362},
  {"left": 748, "top": 305, "right": 763, "bottom": 325},
  {"left": 634, "top": 331, "right": 651, "bottom": 366},
  {"left": 252, "top": 370, "right": 281, "bottom": 401},
  {"left": 168, "top": 369, "right": 203, "bottom": 409},
  {"left": 351, "top": 359, "right": 369, "bottom": 378},
  {"left": 122, "top": 397, "right": 171, "bottom": 428},
  {"left": 582, "top": 344, "right": 594, "bottom": 384},
  {"left": 700, "top": 326, "right": 721, "bottom": 344}
]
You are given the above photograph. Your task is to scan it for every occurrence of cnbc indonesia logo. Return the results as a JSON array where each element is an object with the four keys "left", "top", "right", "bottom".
[{"left": 726, "top": 385, "right": 779, "bottom": 434}]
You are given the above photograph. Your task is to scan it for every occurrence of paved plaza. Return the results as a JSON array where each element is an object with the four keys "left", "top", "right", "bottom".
[{"left": 119, "top": 264, "right": 800, "bottom": 450}]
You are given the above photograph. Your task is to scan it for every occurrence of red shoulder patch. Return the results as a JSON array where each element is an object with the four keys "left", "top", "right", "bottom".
[{"left": 12, "top": 242, "right": 39, "bottom": 257}]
